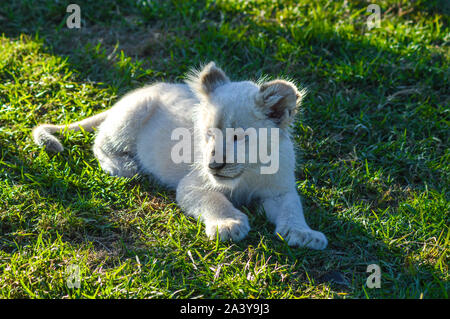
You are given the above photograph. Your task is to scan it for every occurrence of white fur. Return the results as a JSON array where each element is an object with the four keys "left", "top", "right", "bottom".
[{"left": 32, "top": 62, "right": 327, "bottom": 250}]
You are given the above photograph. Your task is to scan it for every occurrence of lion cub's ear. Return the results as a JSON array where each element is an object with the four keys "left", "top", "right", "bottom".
[
  {"left": 187, "top": 62, "right": 230, "bottom": 98},
  {"left": 255, "top": 80, "right": 305, "bottom": 128}
]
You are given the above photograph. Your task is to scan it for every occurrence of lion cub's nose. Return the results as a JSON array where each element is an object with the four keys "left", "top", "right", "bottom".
[
  {"left": 209, "top": 149, "right": 226, "bottom": 170},
  {"left": 208, "top": 161, "right": 226, "bottom": 170}
]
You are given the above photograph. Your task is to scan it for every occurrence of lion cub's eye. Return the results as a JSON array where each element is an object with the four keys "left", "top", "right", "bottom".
[
  {"left": 206, "top": 128, "right": 214, "bottom": 138},
  {"left": 233, "top": 131, "right": 245, "bottom": 142}
]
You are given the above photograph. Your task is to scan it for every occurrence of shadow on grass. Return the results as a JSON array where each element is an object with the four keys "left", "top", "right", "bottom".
[{"left": 0, "top": 0, "right": 447, "bottom": 298}]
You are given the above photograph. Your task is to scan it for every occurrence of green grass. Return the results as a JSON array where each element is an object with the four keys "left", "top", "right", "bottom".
[{"left": 0, "top": 0, "right": 448, "bottom": 298}]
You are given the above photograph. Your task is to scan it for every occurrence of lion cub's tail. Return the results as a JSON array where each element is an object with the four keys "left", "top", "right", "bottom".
[{"left": 32, "top": 111, "right": 109, "bottom": 152}]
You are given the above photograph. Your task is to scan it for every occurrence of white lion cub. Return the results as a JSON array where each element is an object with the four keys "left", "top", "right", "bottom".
[{"left": 33, "top": 62, "right": 327, "bottom": 250}]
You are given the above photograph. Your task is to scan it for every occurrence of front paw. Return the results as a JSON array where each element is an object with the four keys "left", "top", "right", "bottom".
[
  {"left": 204, "top": 211, "right": 250, "bottom": 242},
  {"left": 276, "top": 226, "right": 328, "bottom": 250}
]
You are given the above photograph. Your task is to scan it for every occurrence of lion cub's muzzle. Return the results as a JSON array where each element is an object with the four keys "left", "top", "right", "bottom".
[{"left": 208, "top": 150, "right": 244, "bottom": 179}]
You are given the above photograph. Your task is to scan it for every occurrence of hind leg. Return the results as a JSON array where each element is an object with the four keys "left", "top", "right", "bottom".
[
  {"left": 91, "top": 86, "right": 159, "bottom": 177},
  {"left": 93, "top": 144, "right": 139, "bottom": 178},
  {"left": 93, "top": 125, "right": 139, "bottom": 178}
]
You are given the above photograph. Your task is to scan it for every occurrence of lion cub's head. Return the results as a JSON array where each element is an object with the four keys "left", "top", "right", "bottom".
[{"left": 187, "top": 62, "right": 305, "bottom": 188}]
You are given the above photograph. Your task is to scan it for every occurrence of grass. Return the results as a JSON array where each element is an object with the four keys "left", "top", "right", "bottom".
[{"left": 0, "top": 0, "right": 448, "bottom": 298}]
